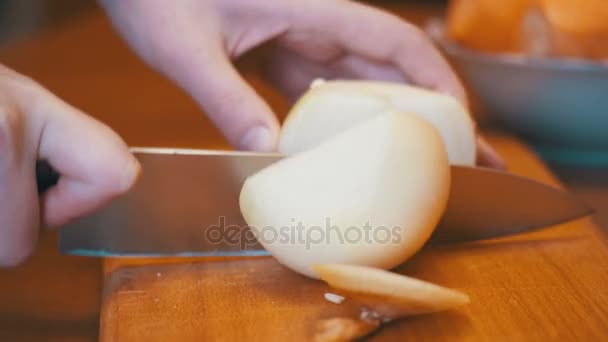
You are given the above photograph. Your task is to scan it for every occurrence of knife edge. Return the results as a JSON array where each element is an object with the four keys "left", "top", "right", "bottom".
[{"left": 58, "top": 149, "right": 593, "bottom": 257}]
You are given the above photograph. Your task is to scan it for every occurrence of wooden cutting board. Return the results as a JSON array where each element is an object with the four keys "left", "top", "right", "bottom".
[
  {"left": 99, "top": 134, "right": 608, "bottom": 341},
  {"left": 0, "top": 5, "right": 606, "bottom": 341}
]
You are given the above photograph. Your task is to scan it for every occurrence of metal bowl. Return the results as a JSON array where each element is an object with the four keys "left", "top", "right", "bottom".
[{"left": 427, "top": 19, "right": 608, "bottom": 166}]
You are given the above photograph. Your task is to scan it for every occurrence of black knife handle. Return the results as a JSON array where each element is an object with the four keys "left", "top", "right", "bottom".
[{"left": 36, "top": 160, "right": 59, "bottom": 195}]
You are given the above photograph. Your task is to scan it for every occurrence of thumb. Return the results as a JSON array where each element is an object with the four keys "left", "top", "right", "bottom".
[
  {"left": 101, "top": 0, "right": 279, "bottom": 151},
  {"left": 161, "top": 46, "right": 280, "bottom": 152},
  {"left": 37, "top": 91, "right": 141, "bottom": 227}
]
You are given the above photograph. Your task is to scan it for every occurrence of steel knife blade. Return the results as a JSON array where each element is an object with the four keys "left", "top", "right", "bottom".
[{"left": 57, "top": 148, "right": 592, "bottom": 257}]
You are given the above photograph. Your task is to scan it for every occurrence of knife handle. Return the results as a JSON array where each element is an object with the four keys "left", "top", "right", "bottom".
[{"left": 36, "top": 160, "right": 59, "bottom": 195}]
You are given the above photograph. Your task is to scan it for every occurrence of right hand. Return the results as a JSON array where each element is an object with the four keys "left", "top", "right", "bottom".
[{"left": 0, "top": 64, "right": 140, "bottom": 267}]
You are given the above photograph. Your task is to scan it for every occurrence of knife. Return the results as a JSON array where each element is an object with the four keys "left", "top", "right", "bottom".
[{"left": 54, "top": 148, "right": 592, "bottom": 257}]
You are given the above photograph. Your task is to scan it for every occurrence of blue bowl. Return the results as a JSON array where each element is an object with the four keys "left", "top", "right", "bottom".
[{"left": 428, "top": 19, "right": 608, "bottom": 166}]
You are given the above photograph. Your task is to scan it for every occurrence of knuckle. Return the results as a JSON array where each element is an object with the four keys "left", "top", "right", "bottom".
[
  {"left": 205, "top": 88, "right": 252, "bottom": 131},
  {"left": 0, "top": 66, "right": 49, "bottom": 128},
  {"left": 410, "top": 29, "right": 433, "bottom": 51},
  {"left": 382, "top": 17, "right": 432, "bottom": 58},
  {"left": 213, "top": 89, "right": 247, "bottom": 114},
  {"left": 0, "top": 66, "right": 41, "bottom": 96},
  {"left": 0, "top": 104, "right": 24, "bottom": 156}
]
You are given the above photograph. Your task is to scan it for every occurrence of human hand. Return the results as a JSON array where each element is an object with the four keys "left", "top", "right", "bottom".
[
  {"left": 101, "top": 0, "right": 504, "bottom": 167},
  {"left": 0, "top": 64, "right": 140, "bottom": 266}
]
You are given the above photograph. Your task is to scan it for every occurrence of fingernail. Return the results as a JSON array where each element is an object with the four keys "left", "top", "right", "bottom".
[{"left": 239, "top": 126, "right": 275, "bottom": 152}]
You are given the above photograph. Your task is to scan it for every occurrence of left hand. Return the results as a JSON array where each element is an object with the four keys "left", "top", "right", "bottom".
[{"left": 100, "top": 0, "right": 504, "bottom": 167}]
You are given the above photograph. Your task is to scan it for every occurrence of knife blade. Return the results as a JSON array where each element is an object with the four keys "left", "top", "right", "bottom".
[{"left": 57, "top": 148, "right": 592, "bottom": 257}]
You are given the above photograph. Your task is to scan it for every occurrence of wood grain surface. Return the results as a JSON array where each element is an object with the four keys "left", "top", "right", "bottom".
[
  {"left": 0, "top": 3, "right": 607, "bottom": 341},
  {"left": 97, "top": 135, "right": 608, "bottom": 341}
]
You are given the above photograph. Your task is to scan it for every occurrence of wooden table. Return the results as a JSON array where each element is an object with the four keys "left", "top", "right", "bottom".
[{"left": 1, "top": 3, "right": 607, "bottom": 341}]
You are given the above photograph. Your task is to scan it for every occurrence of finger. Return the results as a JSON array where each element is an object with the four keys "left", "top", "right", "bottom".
[
  {"left": 334, "top": 54, "right": 409, "bottom": 84},
  {"left": 192, "top": 52, "right": 280, "bottom": 151},
  {"left": 36, "top": 91, "right": 140, "bottom": 227},
  {"left": 101, "top": 0, "right": 280, "bottom": 151},
  {"left": 264, "top": 47, "right": 337, "bottom": 101},
  {"left": 0, "top": 106, "right": 39, "bottom": 267},
  {"left": 266, "top": 47, "right": 408, "bottom": 101},
  {"left": 157, "top": 40, "right": 280, "bottom": 152},
  {"left": 291, "top": 1, "right": 467, "bottom": 104},
  {"left": 476, "top": 136, "right": 507, "bottom": 169}
]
